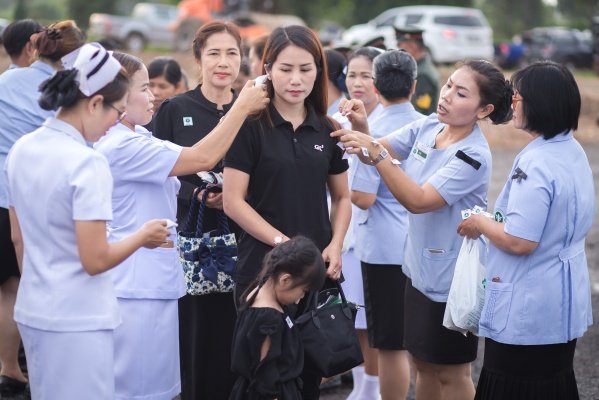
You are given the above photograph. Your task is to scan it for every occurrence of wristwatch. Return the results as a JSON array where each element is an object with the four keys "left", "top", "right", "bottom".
[
  {"left": 371, "top": 148, "right": 389, "bottom": 165},
  {"left": 273, "top": 235, "right": 284, "bottom": 246}
]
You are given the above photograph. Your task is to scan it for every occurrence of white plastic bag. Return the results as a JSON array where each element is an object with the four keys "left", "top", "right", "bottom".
[{"left": 443, "top": 237, "right": 487, "bottom": 336}]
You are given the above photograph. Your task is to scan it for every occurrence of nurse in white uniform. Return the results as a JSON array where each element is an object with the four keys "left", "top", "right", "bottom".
[
  {"left": 334, "top": 60, "right": 513, "bottom": 400},
  {"left": 5, "top": 43, "right": 169, "bottom": 400},
  {"left": 94, "top": 52, "right": 269, "bottom": 400}
]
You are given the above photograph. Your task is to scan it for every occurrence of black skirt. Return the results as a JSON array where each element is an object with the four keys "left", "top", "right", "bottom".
[
  {"left": 475, "top": 338, "right": 579, "bottom": 400},
  {"left": 361, "top": 262, "right": 407, "bottom": 350},
  {"left": 178, "top": 292, "right": 237, "bottom": 400},
  {"left": 403, "top": 278, "right": 478, "bottom": 364},
  {"left": 0, "top": 207, "right": 19, "bottom": 285}
]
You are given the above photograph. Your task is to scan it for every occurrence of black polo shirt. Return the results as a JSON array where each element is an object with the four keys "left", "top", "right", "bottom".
[
  {"left": 152, "top": 85, "right": 236, "bottom": 232},
  {"left": 224, "top": 103, "right": 348, "bottom": 284}
]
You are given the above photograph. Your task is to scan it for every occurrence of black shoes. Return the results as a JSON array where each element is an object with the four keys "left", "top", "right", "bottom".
[{"left": 0, "top": 375, "right": 28, "bottom": 397}]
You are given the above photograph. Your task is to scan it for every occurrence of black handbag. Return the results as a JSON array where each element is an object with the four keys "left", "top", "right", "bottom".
[
  {"left": 177, "top": 189, "right": 237, "bottom": 295},
  {"left": 295, "top": 281, "right": 363, "bottom": 378}
]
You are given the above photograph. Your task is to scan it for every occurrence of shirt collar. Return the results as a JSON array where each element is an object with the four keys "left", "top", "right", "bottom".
[
  {"left": 269, "top": 102, "right": 323, "bottom": 131},
  {"left": 379, "top": 102, "right": 416, "bottom": 118},
  {"left": 192, "top": 85, "right": 236, "bottom": 112},
  {"left": 43, "top": 117, "right": 87, "bottom": 146},
  {"left": 30, "top": 60, "right": 55, "bottom": 76},
  {"left": 520, "top": 130, "right": 573, "bottom": 155}
]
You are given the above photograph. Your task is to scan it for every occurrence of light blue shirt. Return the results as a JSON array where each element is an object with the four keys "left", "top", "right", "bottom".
[
  {"left": 0, "top": 60, "right": 55, "bottom": 208},
  {"left": 387, "top": 114, "right": 491, "bottom": 301},
  {"left": 332, "top": 104, "right": 384, "bottom": 252},
  {"left": 480, "top": 132, "right": 595, "bottom": 345},
  {"left": 95, "top": 124, "right": 186, "bottom": 299},
  {"left": 351, "top": 102, "right": 424, "bottom": 264}
]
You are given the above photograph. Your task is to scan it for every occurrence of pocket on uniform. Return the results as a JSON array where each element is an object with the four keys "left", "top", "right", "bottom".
[
  {"left": 480, "top": 281, "right": 513, "bottom": 334},
  {"left": 420, "top": 248, "right": 458, "bottom": 296}
]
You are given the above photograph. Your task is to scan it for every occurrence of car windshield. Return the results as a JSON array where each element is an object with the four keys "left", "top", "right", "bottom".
[{"left": 434, "top": 15, "right": 484, "bottom": 27}]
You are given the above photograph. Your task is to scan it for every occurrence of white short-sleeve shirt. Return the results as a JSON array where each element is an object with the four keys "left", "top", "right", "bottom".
[
  {"left": 386, "top": 114, "right": 492, "bottom": 301},
  {"left": 95, "top": 124, "right": 185, "bottom": 299},
  {"left": 5, "top": 117, "right": 120, "bottom": 332}
]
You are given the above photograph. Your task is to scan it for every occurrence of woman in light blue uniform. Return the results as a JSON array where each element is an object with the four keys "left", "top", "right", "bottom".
[
  {"left": 351, "top": 49, "right": 423, "bottom": 400},
  {"left": 5, "top": 43, "right": 169, "bottom": 400},
  {"left": 334, "top": 60, "right": 513, "bottom": 400},
  {"left": 332, "top": 46, "right": 384, "bottom": 400},
  {"left": 458, "top": 61, "right": 594, "bottom": 400},
  {"left": 95, "top": 52, "right": 268, "bottom": 400}
]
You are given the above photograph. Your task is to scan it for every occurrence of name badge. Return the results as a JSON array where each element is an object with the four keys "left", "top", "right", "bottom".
[
  {"left": 285, "top": 316, "right": 294, "bottom": 329},
  {"left": 411, "top": 141, "right": 430, "bottom": 163}
]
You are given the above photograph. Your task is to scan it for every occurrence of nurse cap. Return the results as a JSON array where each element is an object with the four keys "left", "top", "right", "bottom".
[{"left": 61, "top": 42, "right": 121, "bottom": 96}]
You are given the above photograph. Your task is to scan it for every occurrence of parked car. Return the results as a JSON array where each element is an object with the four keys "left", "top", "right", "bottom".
[
  {"left": 522, "top": 27, "right": 593, "bottom": 69},
  {"left": 89, "top": 3, "right": 178, "bottom": 51},
  {"left": 342, "top": 5, "right": 494, "bottom": 64}
]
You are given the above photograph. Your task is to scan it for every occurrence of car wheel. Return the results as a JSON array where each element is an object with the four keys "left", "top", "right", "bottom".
[{"left": 125, "top": 33, "right": 145, "bottom": 52}]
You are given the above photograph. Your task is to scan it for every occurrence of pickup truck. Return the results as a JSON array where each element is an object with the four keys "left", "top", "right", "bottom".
[{"left": 89, "top": 3, "right": 178, "bottom": 51}]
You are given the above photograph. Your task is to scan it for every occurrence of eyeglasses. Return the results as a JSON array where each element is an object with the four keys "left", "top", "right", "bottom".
[
  {"left": 107, "top": 104, "right": 127, "bottom": 124},
  {"left": 511, "top": 93, "right": 524, "bottom": 109}
]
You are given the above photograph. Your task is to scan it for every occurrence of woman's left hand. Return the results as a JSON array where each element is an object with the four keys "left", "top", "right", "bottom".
[
  {"left": 322, "top": 244, "right": 342, "bottom": 280},
  {"left": 457, "top": 215, "right": 482, "bottom": 239}
]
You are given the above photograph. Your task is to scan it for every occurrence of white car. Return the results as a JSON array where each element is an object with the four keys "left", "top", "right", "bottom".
[{"left": 343, "top": 6, "right": 494, "bottom": 64}]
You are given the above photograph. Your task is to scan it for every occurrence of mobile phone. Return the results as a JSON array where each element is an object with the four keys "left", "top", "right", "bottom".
[{"left": 254, "top": 74, "right": 268, "bottom": 86}]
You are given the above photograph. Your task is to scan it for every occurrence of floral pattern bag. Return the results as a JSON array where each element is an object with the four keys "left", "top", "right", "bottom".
[{"left": 178, "top": 189, "right": 237, "bottom": 295}]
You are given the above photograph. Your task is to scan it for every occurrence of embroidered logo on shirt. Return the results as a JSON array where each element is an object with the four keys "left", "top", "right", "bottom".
[
  {"left": 183, "top": 117, "right": 193, "bottom": 126},
  {"left": 314, "top": 144, "right": 324, "bottom": 151}
]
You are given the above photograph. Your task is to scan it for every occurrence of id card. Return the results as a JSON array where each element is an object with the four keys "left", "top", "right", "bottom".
[{"left": 411, "top": 141, "right": 430, "bottom": 163}]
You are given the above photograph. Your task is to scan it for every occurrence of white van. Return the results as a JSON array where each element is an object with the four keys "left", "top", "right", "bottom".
[{"left": 343, "top": 6, "right": 494, "bottom": 64}]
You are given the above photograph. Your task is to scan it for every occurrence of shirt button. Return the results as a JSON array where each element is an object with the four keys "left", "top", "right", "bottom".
[
  {"left": 217, "top": 111, "right": 224, "bottom": 117},
  {"left": 293, "top": 138, "right": 298, "bottom": 143}
]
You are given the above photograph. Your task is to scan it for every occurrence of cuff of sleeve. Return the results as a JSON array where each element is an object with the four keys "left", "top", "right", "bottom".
[{"left": 351, "top": 175, "right": 379, "bottom": 194}]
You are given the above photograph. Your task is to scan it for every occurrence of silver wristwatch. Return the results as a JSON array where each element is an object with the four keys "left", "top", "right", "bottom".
[{"left": 371, "top": 148, "right": 389, "bottom": 165}]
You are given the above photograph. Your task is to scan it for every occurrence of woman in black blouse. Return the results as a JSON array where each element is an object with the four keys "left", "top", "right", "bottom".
[
  {"left": 223, "top": 25, "right": 352, "bottom": 399},
  {"left": 152, "top": 21, "right": 245, "bottom": 400}
]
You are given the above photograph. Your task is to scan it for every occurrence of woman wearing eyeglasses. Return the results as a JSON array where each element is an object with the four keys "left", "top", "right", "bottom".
[
  {"left": 5, "top": 43, "right": 170, "bottom": 400},
  {"left": 94, "top": 52, "right": 268, "bottom": 400},
  {"left": 458, "top": 61, "right": 594, "bottom": 400}
]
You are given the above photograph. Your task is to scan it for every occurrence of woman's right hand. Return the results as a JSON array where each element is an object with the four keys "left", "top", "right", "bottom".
[
  {"left": 235, "top": 80, "right": 270, "bottom": 115},
  {"left": 139, "top": 219, "right": 170, "bottom": 249}
]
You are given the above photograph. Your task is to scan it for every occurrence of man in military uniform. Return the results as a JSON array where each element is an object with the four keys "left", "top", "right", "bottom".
[{"left": 394, "top": 26, "right": 439, "bottom": 115}]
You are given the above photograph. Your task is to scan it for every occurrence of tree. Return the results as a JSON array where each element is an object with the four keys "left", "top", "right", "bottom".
[
  {"left": 13, "top": 0, "right": 28, "bottom": 19},
  {"left": 67, "top": 0, "right": 118, "bottom": 29}
]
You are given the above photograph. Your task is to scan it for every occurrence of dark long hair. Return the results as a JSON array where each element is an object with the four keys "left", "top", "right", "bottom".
[
  {"left": 242, "top": 236, "right": 326, "bottom": 305},
  {"left": 262, "top": 25, "right": 328, "bottom": 116}
]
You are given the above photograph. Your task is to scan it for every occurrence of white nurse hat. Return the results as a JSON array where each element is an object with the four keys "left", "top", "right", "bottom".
[{"left": 61, "top": 42, "right": 121, "bottom": 96}]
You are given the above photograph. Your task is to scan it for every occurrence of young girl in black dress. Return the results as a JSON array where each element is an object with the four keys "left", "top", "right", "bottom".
[{"left": 229, "top": 236, "right": 326, "bottom": 400}]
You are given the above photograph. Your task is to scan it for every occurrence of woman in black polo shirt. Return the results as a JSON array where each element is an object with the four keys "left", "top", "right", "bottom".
[{"left": 223, "top": 25, "right": 351, "bottom": 399}]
